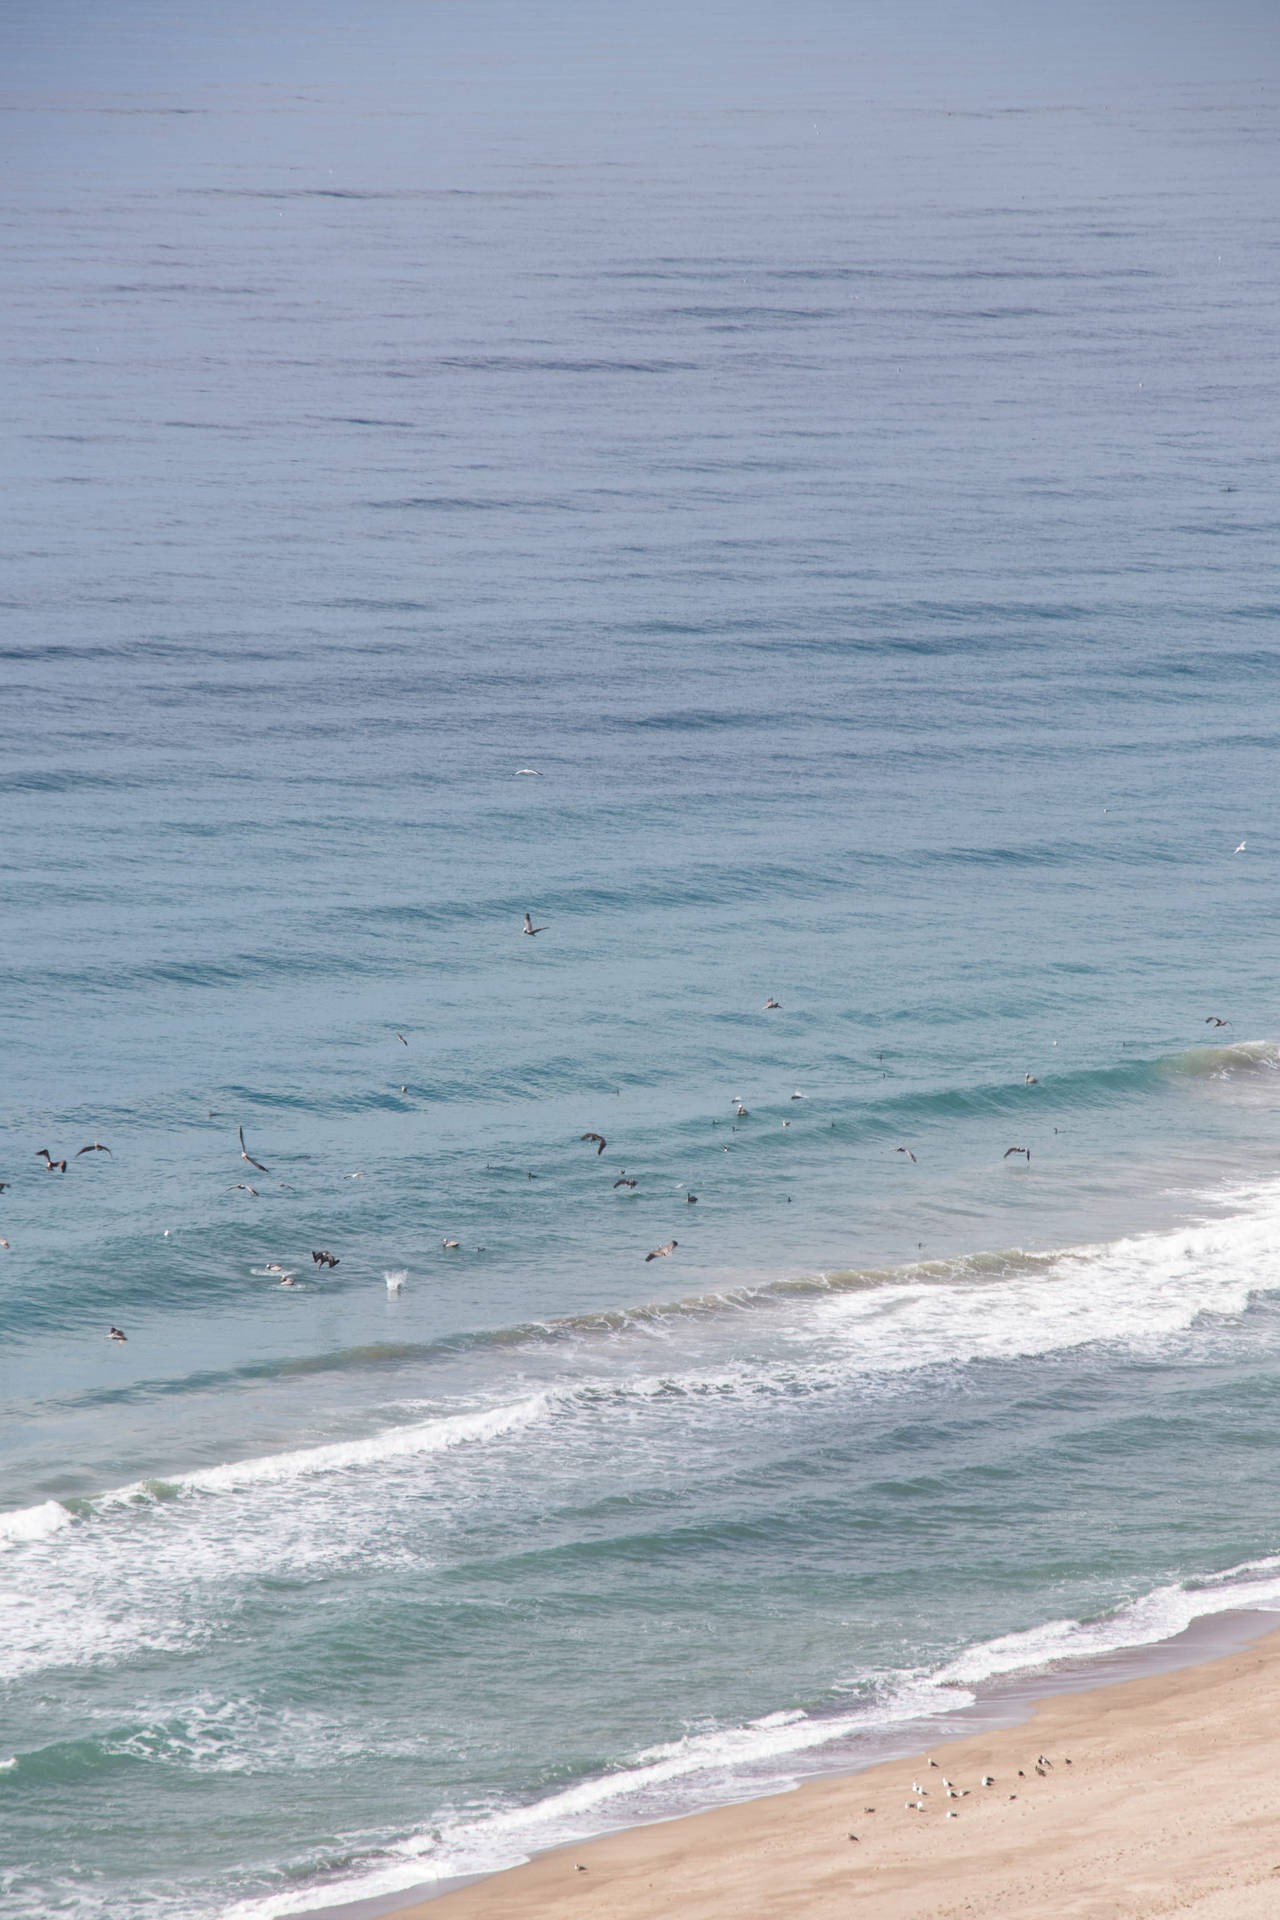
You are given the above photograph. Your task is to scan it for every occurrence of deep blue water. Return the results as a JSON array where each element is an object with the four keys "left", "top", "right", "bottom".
[{"left": 4, "top": 2, "right": 1280, "bottom": 1914}]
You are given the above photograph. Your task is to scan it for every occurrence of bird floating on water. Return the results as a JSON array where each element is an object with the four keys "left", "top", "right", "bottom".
[
  {"left": 685, "top": 1192, "right": 698, "bottom": 1204},
  {"left": 645, "top": 1239, "right": 677, "bottom": 1262},
  {"left": 108, "top": 1326, "right": 127, "bottom": 1342},
  {"left": 763, "top": 997, "right": 780, "bottom": 1010},
  {"left": 1025, "top": 1073, "right": 1038, "bottom": 1084},
  {"left": 442, "top": 1238, "right": 460, "bottom": 1249},
  {"left": 523, "top": 911, "right": 548, "bottom": 935}
]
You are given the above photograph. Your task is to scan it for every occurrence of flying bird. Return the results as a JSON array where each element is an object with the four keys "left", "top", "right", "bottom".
[
  {"left": 763, "top": 997, "right": 781, "bottom": 1010},
  {"left": 894, "top": 1147, "right": 917, "bottom": 1162},
  {"left": 1205, "top": 1016, "right": 1230, "bottom": 1028},
  {"left": 523, "top": 912, "right": 548, "bottom": 935},
  {"left": 238, "top": 1126, "right": 269, "bottom": 1173},
  {"left": 227, "top": 1183, "right": 259, "bottom": 1195},
  {"left": 108, "top": 1326, "right": 127, "bottom": 1342},
  {"left": 516, "top": 768, "right": 543, "bottom": 776},
  {"left": 396, "top": 1032, "right": 408, "bottom": 1046},
  {"left": 645, "top": 1239, "right": 678, "bottom": 1262},
  {"left": 613, "top": 1176, "right": 638, "bottom": 1189},
  {"left": 1004, "top": 1146, "right": 1031, "bottom": 1162},
  {"left": 35, "top": 1149, "right": 67, "bottom": 1172},
  {"left": 580, "top": 1132, "right": 607, "bottom": 1155},
  {"left": 76, "top": 1142, "right": 112, "bottom": 1156},
  {"left": 1234, "top": 841, "right": 1246, "bottom": 853},
  {"left": 311, "top": 1250, "right": 339, "bottom": 1268}
]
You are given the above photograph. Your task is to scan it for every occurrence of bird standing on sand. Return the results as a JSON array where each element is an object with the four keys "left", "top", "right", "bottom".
[
  {"left": 645, "top": 1239, "right": 677, "bottom": 1262},
  {"left": 523, "top": 912, "right": 548, "bottom": 935},
  {"left": 76, "top": 1142, "right": 112, "bottom": 1156},
  {"left": 580, "top": 1132, "right": 607, "bottom": 1155},
  {"left": 1004, "top": 1146, "right": 1030, "bottom": 1162},
  {"left": 238, "top": 1126, "right": 269, "bottom": 1173},
  {"left": 35, "top": 1149, "right": 67, "bottom": 1172}
]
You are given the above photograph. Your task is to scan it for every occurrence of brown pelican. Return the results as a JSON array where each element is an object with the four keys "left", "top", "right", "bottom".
[
  {"left": 580, "top": 1132, "right": 607, "bottom": 1155},
  {"left": 523, "top": 912, "right": 548, "bottom": 935},
  {"left": 645, "top": 1239, "right": 678, "bottom": 1262}
]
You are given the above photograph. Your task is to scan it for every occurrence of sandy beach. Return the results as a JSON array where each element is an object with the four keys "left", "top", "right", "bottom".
[{"left": 381, "top": 1621, "right": 1280, "bottom": 1920}]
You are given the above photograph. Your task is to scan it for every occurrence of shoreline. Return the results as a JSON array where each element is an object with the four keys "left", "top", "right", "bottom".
[{"left": 288, "top": 1603, "right": 1280, "bottom": 1920}]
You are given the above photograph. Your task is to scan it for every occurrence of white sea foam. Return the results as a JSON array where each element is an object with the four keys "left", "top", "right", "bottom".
[
  {"left": 97, "top": 1393, "right": 546, "bottom": 1506},
  {"left": 0, "top": 1498, "right": 74, "bottom": 1549}
]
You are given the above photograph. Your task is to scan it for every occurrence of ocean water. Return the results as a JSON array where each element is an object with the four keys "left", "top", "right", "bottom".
[{"left": 4, "top": 1, "right": 1280, "bottom": 1914}]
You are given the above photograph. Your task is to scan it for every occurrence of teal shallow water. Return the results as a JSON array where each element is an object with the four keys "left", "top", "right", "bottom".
[{"left": 4, "top": 1, "right": 1280, "bottom": 1914}]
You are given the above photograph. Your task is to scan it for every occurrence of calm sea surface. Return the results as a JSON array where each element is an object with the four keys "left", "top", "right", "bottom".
[{"left": 4, "top": 2, "right": 1280, "bottom": 1914}]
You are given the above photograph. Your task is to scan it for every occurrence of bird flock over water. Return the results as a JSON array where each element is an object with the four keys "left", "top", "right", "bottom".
[{"left": 8, "top": 893, "right": 1248, "bottom": 1347}]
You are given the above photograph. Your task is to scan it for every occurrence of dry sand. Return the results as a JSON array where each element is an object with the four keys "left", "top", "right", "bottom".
[{"left": 385, "top": 1625, "right": 1280, "bottom": 1920}]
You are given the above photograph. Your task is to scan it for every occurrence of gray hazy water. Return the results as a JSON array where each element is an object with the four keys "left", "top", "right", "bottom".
[{"left": 4, "top": 2, "right": 1280, "bottom": 1915}]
